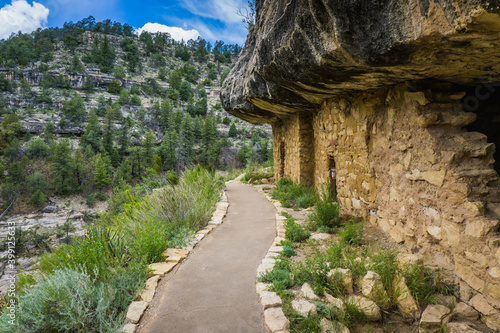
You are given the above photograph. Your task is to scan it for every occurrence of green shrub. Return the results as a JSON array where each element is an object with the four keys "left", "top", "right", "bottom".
[
  {"left": 283, "top": 214, "right": 310, "bottom": 243},
  {"left": 403, "top": 261, "right": 452, "bottom": 307},
  {"left": 271, "top": 178, "right": 319, "bottom": 209},
  {"left": 257, "top": 268, "right": 293, "bottom": 292},
  {"left": 293, "top": 250, "right": 330, "bottom": 292},
  {"left": 282, "top": 245, "right": 297, "bottom": 257},
  {"left": 339, "top": 221, "right": 364, "bottom": 246},
  {"left": 30, "top": 190, "right": 47, "bottom": 206},
  {"left": 309, "top": 195, "right": 341, "bottom": 231},
  {"left": 0, "top": 266, "right": 145, "bottom": 333}
]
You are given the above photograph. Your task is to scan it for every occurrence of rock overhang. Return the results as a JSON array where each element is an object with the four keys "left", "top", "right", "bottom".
[{"left": 220, "top": 0, "right": 500, "bottom": 123}]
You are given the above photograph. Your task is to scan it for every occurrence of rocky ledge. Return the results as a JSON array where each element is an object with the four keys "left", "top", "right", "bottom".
[{"left": 221, "top": 0, "right": 500, "bottom": 123}]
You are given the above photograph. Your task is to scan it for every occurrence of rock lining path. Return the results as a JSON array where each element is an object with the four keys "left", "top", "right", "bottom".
[{"left": 138, "top": 181, "right": 277, "bottom": 333}]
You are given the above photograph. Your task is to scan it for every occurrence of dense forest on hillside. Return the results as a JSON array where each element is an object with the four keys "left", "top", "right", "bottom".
[{"left": 0, "top": 16, "right": 272, "bottom": 215}]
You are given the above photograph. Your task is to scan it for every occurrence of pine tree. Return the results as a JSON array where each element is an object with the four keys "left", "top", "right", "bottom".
[
  {"left": 143, "top": 131, "right": 155, "bottom": 168},
  {"left": 201, "top": 116, "right": 221, "bottom": 167},
  {"left": 80, "top": 109, "right": 101, "bottom": 153},
  {"left": 73, "top": 149, "right": 88, "bottom": 191},
  {"left": 62, "top": 93, "right": 86, "bottom": 123},
  {"left": 175, "top": 115, "right": 194, "bottom": 172},
  {"left": 130, "top": 146, "right": 143, "bottom": 176},
  {"left": 193, "top": 116, "right": 203, "bottom": 141},
  {"left": 158, "top": 130, "right": 177, "bottom": 171},
  {"left": 52, "top": 139, "right": 76, "bottom": 195},
  {"left": 102, "top": 107, "right": 114, "bottom": 155},
  {"left": 160, "top": 99, "right": 173, "bottom": 131},
  {"left": 113, "top": 158, "right": 132, "bottom": 186},
  {"left": 228, "top": 123, "right": 237, "bottom": 137},
  {"left": 94, "top": 153, "right": 111, "bottom": 189},
  {"left": 118, "top": 116, "right": 131, "bottom": 157},
  {"left": 173, "top": 110, "right": 184, "bottom": 132}
]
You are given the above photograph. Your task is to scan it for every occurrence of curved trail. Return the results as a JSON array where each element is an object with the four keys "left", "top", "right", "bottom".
[{"left": 138, "top": 181, "right": 276, "bottom": 333}]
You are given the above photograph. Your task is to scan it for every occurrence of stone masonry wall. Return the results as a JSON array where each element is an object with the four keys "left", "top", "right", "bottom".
[{"left": 274, "top": 84, "right": 500, "bottom": 330}]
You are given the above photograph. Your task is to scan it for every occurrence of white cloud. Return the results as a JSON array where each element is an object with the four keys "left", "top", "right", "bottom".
[
  {"left": 179, "top": 0, "right": 246, "bottom": 24},
  {"left": 137, "top": 23, "right": 200, "bottom": 42},
  {"left": 0, "top": 0, "right": 49, "bottom": 39}
]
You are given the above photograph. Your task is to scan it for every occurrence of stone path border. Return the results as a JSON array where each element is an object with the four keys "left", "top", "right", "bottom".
[
  {"left": 254, "top": 186, "right": 292, "bottom": 333},
  {"left": 121, "top": 186, "right": 231, "bottom": 333}
]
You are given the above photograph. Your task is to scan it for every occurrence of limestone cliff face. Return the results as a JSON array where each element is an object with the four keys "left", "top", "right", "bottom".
[{"left": 221, "top": 0, "right": 500, "bottom": 123}]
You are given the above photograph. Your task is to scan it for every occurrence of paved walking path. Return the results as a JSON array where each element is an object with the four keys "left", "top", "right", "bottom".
[{"left": 138, "top": 181, "right": 277, "bottom": 333}]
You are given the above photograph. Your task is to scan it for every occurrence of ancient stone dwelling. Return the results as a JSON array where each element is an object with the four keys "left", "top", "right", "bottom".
[{"left": 221, "top": 0, "right": 500, "bottom": 330}]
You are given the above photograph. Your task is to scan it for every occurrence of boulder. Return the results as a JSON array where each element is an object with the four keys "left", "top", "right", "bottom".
[
  {"left": 126, "top": 301, "right": 149, "bottom": 324},
  {"left": 348, "top": 296, "right": 381, "bottom": 321},
  {"left": 394, "top": 277, "right": 420, "bottom": 320},
  {"left": 320, "top": 318, "right": 350, "bottom": 333},
  {"left": 419, "top": 304, "right": 451, "bottom": 331},
  {"left": 361, "top": 271, "right": 387, "bottom": 303},
  {"left": 292, "top": 299, "right": 317, "bottom": 316},
  {"left": 264, "top": 307, "right": 290, "bottom": 332},
  {"left": 301, "top": 282, "right": 320, "bottom": 301},
  {"left": 324, "top": 292, "right": 344, "bottom": 311},
  {"left": 260, "top": 291, "right": 282, "bottom": 309},
  {"left": 327, "top": 268, "right": 353, "bottom": 294}
]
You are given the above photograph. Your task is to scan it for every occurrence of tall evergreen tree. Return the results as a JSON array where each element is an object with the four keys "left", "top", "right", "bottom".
[
  {"left": 143, "top": 131, "right": 155, "bottom": 169},
  {"left": 175, "top": 115, "right": 194, "bottom": 172},
  {"left": 201, "top": 116, "right": 221, "bottom": 167},
  {"left": 160, "top": 99, "right": 173, "bottom": 131},
  {"left": 117, "top": 116, "right": 131, "bottom": 157},
  {"left": 94, "top": 153, "right": 111, "bottom": 189},
  {"left": 102, "top": 106, "right": 114, "bottom": 155},
  {"left": 158, "top": 130, "right": 177, "bottom": 171},
  {"left": 52, "top": 139, "right": 76, "bottom": 195},
  {"left": 80, "top": 109, "right": 101, "bottom": 153}
]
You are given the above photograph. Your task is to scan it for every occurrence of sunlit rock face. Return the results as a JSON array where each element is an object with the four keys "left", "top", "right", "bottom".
[{"left": 221, "top": 0, "right": 500, "bottom": 123}]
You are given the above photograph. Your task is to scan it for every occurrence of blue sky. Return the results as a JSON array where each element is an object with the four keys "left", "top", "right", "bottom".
[{"left": 0, "top": 0, "right": 250, "bottom": 44}]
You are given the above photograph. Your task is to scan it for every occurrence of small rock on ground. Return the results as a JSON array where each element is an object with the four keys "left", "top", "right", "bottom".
[
  {"left": 301, "top": 282, "right": 320, "bottom": 301},
  {"left": 349, "top": 296, "right": 381, "bottom": 321},
  {"left": 260, "top": 291, "right": 282, "bottom": 309},
  {"left": 420, "top": 304, "right": 451, "bottom": 330},
  {"left": 292, "top": 299, "right": 317, "bottom": 316},
  {"left": 122, "top": 323, "right": 137, "bottom": 333},
  {"left": 264, "top": 307, "right": 290, "bottom": 332},
  {"left": 320, "top": 318, "right": 350, "bottom": 333},
  {"left": 126, "top": 301, "right": 149, "bottom": 324}
]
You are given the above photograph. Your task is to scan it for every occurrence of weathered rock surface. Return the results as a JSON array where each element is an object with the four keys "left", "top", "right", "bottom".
[
  {"left": 301, "top": 282, "right": 320, "bottom": 301},
  {"left": 292, "top": 299, "right": 317, "bottom": 316},
  {"left": 260, "top": 291, "right": 282, "bottom": 309},
  {"left": 419, "top": 304, "right": 451, "bottom": 331},
  {"left": 320, "top": 318, "right": 350, "bottom": 333},
  {"left": 264, "top": 307, "right": 290, "bottom": 332},
  {"left": 221, "top": 0, "right": 500, "bottom": 123},
  {"left": 446, "top": 322, "right": 482, "bottom": 333},
  {"left": 394, "top": 277, "right": 421, "bottom": 320},
  {"left": 126, "top": 301, "right": 149, "bottom": 324},
  {"left": 327, "top": 268, "right": 353, "bottom": 294},
  {"left": 453, "top": 302, "right": 479, "bottom": 321},
  {"left": 348, "top": 295, "right": 381, "bottom": 321},
  {"left": 361, "top": 271, "right": 387, "bottom": 302}
]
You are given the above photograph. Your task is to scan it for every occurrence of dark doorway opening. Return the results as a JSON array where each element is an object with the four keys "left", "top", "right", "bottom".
[
  {"left": 279, "top": 142, "right": 285, "bottom": 179},
  {"left": 464, "top": 83, "right": 500, "bottom": 175},
  {"left": 328, "top": 157, "right": 337, "bottom": 200}
]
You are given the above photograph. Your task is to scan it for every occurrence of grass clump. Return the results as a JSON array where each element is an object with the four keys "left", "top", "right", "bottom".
[
  {"left": 283, "top": 213, "right": 310, "bottom": 243},
  {"left": 338, "top": 220, "right": 364, "bottom": 246},
  {"left": 258, "top": 265, "right": 293, "bottom": 292},
  {"left": 271, "top": 178, "right": 319, "bottom": 209},
  {"left": 308, "top": 192, "right": 341, "bottom": 232}
]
